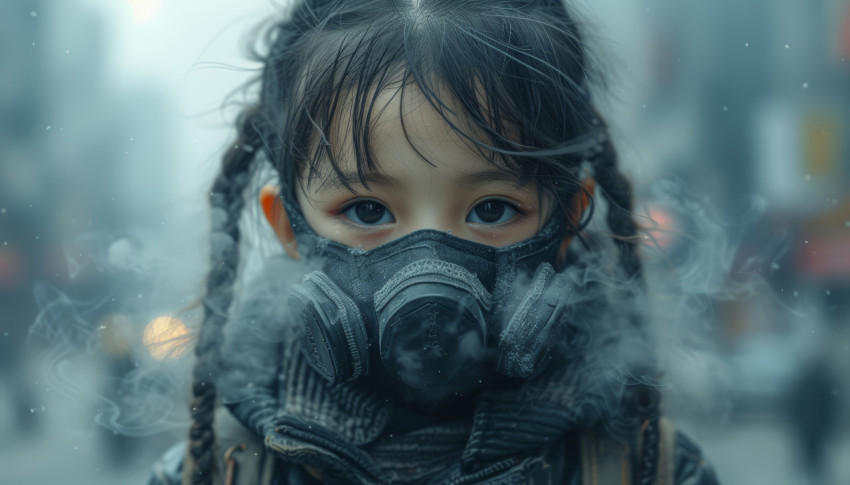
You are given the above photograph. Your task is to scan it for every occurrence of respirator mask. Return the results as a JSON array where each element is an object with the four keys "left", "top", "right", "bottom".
[{"left": 284, "top": 198, "right": 582, "bottom": 412}]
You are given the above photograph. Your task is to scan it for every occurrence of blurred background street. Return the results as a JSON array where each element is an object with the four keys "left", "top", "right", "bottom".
[{"left": 1, "top": 0, "right": 848, "bottom": 483}]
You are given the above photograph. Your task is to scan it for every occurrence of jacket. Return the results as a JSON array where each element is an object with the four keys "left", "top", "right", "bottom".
[
  {"left": 149, "top": 408, "right": 718, "bottom": 484},
  {"left": 152, "top": 257, "right": 719, "bottom": 484}
]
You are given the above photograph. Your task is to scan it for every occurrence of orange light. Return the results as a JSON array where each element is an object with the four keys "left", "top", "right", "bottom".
[
  {"left": 644, "top": 206, "right": 677, "bottom": 249},
  {"left": 143, "top": 316, "right": 191, "bottom": 360}
]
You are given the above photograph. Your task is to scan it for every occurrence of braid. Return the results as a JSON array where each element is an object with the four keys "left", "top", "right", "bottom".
[
  {"left": 628, "top": 380, "right": 662, "bottom": 485},
  {"left": 639, "top": 413, "right": 661, "bottom": 485},
  {"left": 590, "top": 117, "right": 661, "bottom": 484},
  {"left": 185, "top": 107, "right": 264, "bottom": 485},
  {"left": 592, "top": 135, "right": 642, "bottom": 284}
]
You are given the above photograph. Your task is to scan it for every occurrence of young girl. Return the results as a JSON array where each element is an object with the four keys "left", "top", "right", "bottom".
[{"left": 151, "top": 0, "right": 719, "bottom": 483}]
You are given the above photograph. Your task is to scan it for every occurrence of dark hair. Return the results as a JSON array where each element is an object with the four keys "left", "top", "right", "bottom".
[{"left": 186, "top": 1, "right": 656, "bottom": 483}]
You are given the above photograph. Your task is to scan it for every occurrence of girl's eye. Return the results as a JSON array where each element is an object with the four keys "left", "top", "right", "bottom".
[
  {"left": 466, "top": 199, "right": 519, "bottom": 225},
  {"left": 341, "top": 200, "right": 394, "bottom": 226}
]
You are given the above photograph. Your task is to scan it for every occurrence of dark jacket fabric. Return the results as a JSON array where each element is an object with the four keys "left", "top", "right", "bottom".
[
  {"left": 151, "top": 257, "right": 719, "bottom": 484},
  {"left": 150, "top": 340, "right": 719, "bottom": 484},
  {"left": 148, "top": 414, "right": 718, "bottom": 484}
]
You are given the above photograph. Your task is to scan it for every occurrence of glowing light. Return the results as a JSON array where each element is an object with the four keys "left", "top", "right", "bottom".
[
  {"left": 644, "top": 206, "right": 677, "bottom": 249},
  {"left": 143, "top": 316, "right": 191, "bottom": 360},
  {"left": 128, "top": 0, "right": 163, "bottom": 24}
]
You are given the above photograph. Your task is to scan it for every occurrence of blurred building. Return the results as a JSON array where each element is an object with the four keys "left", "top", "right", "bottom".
[
  {"left": 1, "top": 0, "right": 176, "bottom": 456},
  {"left": 624, "top": 0, "right": 850, "bottom": 482},
  {"left": 0, "top": 0, "right": 52, "bottom": 431},
  {"left": 631, "top": 0, "right": 849, "bottom": 352}
]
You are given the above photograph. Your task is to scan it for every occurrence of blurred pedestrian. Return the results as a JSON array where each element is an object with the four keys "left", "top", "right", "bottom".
[{"left": 786, "top": 352, "right": 839, "bottom": 484}]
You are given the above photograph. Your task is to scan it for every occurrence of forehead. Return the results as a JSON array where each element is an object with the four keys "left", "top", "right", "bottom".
[{"left": 307, "top": 81, "right": 524, "bottom": 190}]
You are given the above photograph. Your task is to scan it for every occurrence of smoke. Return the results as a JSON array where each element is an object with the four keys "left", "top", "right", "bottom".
[
  {"left": 27, "top": 228, "right": 204, "bottom": 437},
  {"left": 636, "top": 177, "right": 784, "bottom": 418},
  {"left": 210, "top": 172, "right": 782, "bottom": 438},
  {"left": 215, "top": 251, "right": 305, "bottom": 406},
  {"left": 474, "top": 175, "right": 785, "bottom": 433},
  {"left": 24, "top": 165, "right": 779, "bottom": 445}
]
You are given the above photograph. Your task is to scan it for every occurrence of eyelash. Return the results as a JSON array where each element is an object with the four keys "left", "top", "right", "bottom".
[
  {"left": 336, "top": 198, "right": 526, "bottom": 228},
  {"left": 466, "top": 198, "right": 525, "bottom": 226},
  {"left": 337, "top": 199, "right": 395, "bottom": 229}
]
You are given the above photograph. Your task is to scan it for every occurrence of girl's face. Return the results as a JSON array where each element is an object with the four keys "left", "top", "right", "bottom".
[
  {"left": 261, "top": 84, "right": 589, "bottom": 256},
  {"left": 297, "top": 85, "right": 552, "bottom": 250}
]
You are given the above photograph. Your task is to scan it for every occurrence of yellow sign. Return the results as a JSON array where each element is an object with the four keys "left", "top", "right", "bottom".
[{"left": 803, "top": 112, "right": 840, "bottom": 179}]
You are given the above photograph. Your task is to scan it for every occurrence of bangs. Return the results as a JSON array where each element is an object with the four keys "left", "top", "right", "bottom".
[{"left": 269, "top": 0, "right": 604, "bottom": 208}]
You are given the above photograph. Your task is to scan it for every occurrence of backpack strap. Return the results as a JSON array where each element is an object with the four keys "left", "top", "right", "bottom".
[
  {"left": 580, "top": 427, "right": 631, "bottom": 485},
  {"left": 181, "top": 409, "right": 276, "bottom": 485},
  {"left": 654, "top": 418, "right": 676, "bottom": 485},
  {"left": 580, "top": 417, "right": 676, "bottom": 485}
]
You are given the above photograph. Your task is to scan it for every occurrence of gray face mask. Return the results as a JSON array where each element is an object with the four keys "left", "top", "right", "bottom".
[{"left": 285, "top": 199, "right": 578, "bottom": 411}]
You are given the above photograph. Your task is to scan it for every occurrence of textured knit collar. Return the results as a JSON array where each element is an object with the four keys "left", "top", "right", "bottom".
[{"left": 262, "top": 333, "right": 611, "bottom": 483}]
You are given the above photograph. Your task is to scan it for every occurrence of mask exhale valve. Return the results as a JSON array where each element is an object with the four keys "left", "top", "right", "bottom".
[{"left": 374, "top": 260, "right": 493, "bottom": 405}]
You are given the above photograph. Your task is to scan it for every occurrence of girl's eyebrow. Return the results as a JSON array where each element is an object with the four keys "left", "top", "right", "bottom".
[
  {"left": 318, "top": 168, "right": 527, "bottom": 192},
  {"left": 319, "top": 171, "right": 400, "bottom": 191},
  {"left": 462, "top": 169, "right": 529, "bottom": 189}
]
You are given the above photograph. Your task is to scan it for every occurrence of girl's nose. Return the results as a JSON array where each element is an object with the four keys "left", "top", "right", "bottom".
[{"left": 405, "top": 212, "right": 460, "bottom": 236}]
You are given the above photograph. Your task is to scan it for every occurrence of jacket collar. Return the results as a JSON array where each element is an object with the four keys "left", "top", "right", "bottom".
[{"left": 256, "top": 334, "right": 608, "bottom": 482}]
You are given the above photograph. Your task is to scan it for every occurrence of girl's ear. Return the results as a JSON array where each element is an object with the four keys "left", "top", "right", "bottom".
[
  {"left": 556, "top": 178, "right": 595, "bottom": 267},
  {"left": 260, "top": 185, "right": 301, "bottom": 259}
]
